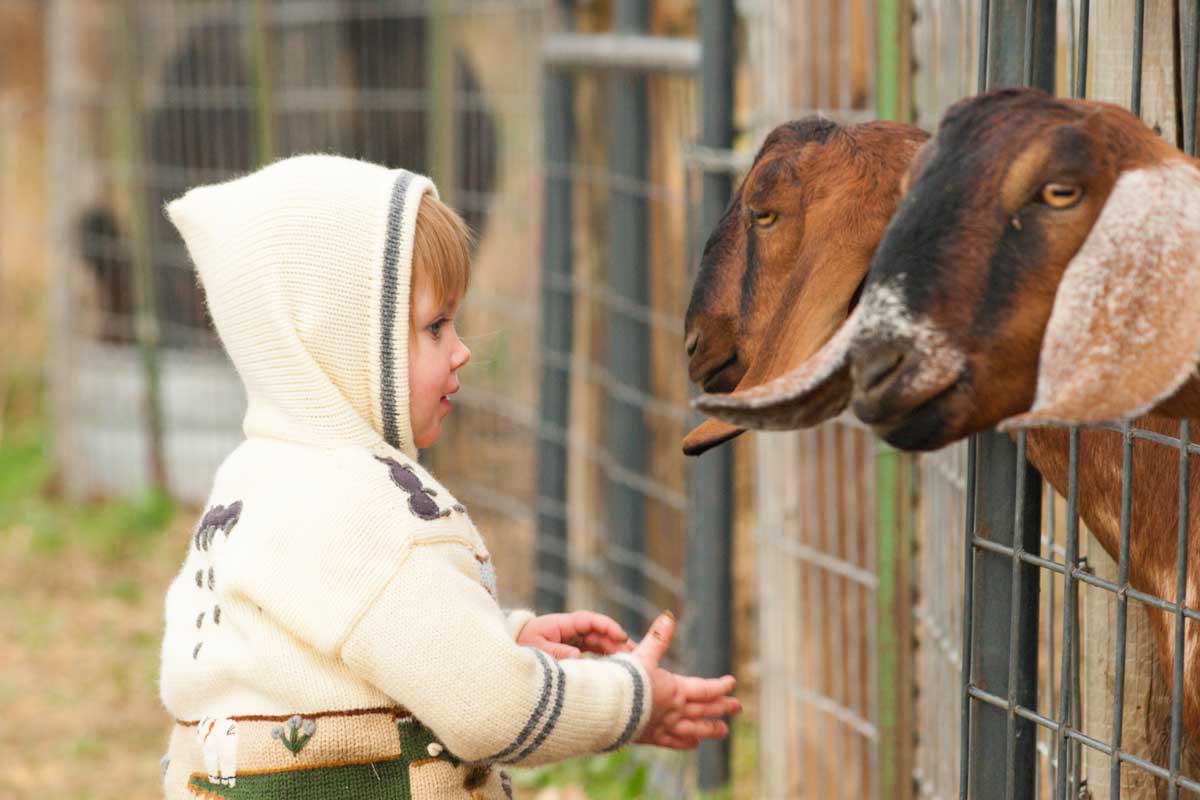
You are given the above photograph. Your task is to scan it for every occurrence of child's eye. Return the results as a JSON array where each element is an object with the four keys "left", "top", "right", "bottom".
[{"left": 428, "top": 318, "right": 445, "bottom": 338}]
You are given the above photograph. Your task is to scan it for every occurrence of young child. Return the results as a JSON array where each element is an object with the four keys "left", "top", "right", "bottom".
[{"left": 158, "top": 154, "right": 739, "bottom": 798}]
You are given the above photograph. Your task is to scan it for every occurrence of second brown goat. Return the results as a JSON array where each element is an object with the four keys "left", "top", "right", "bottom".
[{"left": 688, "top": 98, "right": 1200, "bottom": 740}]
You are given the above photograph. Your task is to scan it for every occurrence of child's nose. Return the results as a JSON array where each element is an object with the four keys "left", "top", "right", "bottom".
[{"left": 454, "top": 339, "right": 471, "bottom": 370}]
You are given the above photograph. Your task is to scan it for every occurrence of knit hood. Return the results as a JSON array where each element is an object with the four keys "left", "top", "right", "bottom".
[{"left": 167, "top": 155, "right": 437, "bottom": 459}]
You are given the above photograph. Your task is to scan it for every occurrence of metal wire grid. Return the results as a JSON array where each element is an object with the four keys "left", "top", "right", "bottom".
[
  {"left": 754, "top": 422, "right": 881, "bottom": 799},
  {"left": 740, "top": 0, "right": 880, "bottom": 142},
  {"left": 49, "top": 3, "right": 684, "bottom": 599},
  {"left": 956, "top": 4, "right": 1200, "bottom": 799},
  {"left": 531, "top": 57, "right": 700, "bottom": 638},
  {"left": 50, "top": 1, "right": 704, "bottom": 789},
  {"left": 910, "top": 0, "right": 984, "bottom": 130},
  {"left": 963, "top": 425, "right": 1200, "bottom": 798},
  {"left": 738, "top": 2, "right": 902, "bottom": 796},
  {"left": 915, "top": 441, "right": 970, "bottom": 799}
]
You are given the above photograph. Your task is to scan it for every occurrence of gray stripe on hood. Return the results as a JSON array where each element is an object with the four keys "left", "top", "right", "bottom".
[{"left": 380, "top": 170, "right": 414, "bottom": 450}]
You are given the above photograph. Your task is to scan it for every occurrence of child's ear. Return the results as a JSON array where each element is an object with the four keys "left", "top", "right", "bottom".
[{"left": 1005, "top": 160, "right": 1200, "bottom": 428}]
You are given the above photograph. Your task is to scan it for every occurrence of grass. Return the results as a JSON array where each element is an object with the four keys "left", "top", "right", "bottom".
[{"left": 0, "top": 416, "right": 187, "bottom": 798}]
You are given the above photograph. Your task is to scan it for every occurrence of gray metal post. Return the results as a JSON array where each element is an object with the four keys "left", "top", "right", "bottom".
[
  {"left": 605, "top": 0, "right": 650, "bottom": 634},
  {"left": 964, "top": 3, "right": 1053, "bottom": 799},
  {"left": 984, "top": 0, "right": 1056, "bottom": 91},
  {"left": 687, "top": 0, "right": 736, "bottom": 790},
  {"left": 536, "top": 3, "right": 575, "bottom": 614},
  {"left": 967, "top": 433, "right": 1042, "bottom": 800}
]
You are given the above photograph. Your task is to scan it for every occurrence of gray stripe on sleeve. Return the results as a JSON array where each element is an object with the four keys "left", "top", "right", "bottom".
[
  {"left": 507, "top": 657, "right": 566, "bottom": 763},
  {"left": 602, "top": 657, "right": 646, "bottom": 752},
  {"left": 486, "top": 648, "right": 554, "bottom": 762},
  {"left": 380, "top": 170, "right": 413, "bottom": 450}
]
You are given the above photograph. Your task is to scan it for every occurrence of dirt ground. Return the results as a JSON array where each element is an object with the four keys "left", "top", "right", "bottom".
[{"left": 0, "top": 483, "right": 184, "bottom": 796}]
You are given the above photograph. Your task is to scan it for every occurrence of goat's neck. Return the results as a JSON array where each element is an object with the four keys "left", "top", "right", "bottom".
[{"left": 1025, "top": 417, "right": 1200, "bottom": 734}]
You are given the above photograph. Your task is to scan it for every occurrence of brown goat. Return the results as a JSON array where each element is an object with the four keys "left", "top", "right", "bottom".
[
  {"left": 689, "top": 90, "right": 1200, "bottom": 739},
  {"left": 683, "top": 118, "right": 928, "bottom": 454}
]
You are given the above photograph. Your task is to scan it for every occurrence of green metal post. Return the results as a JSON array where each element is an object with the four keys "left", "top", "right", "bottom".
[
  {"left": 120, "top": 0, "right": 166, "bottom": 491},
  {"left": 874, "top": 5, "right": 915, "bottom": 796},
  {"left": 876, "top": 0, "right": 912, "bottom": 122},
  {"left": 248, "top": 0, "right": 276, "bottom": 166},
  {"left": 874, "top": 441, "right": 915, "bottom": 800}
]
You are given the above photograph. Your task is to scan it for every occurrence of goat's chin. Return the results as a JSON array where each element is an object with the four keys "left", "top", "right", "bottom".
[{"left": 870, "top": 385, "right": 976, "bottom": 452}]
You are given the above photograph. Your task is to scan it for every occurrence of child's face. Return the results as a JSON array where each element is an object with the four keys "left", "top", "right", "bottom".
[{"left": 408, "top": 285, "right": 471, "bottom": 449}]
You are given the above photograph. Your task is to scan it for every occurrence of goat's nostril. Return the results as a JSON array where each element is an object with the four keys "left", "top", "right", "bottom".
[
  {"left": 856, "top": 345, "right": 907, "bottom": 394},
  {"left": 685, "top": 330, "right": 700, "bottom": 357}
]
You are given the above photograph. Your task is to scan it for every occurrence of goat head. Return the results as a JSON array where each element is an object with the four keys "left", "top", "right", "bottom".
[{"left": 684, "top": 118, "right": 927, "bottom": 454}]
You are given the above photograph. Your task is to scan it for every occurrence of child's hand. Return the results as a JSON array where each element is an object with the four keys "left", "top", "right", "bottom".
[
  {"left": 517, "top": 611, "right": 635, "bottom": 660},
  {"left": 631, "top": 612, "right": 741, "bottom": 750}
]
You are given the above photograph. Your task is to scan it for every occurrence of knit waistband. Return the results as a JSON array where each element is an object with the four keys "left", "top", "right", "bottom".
[
  {"left": 174, "top": 704, "right": 411, "bottom": 728},
  {"left": 164, "top": 706, "right": 511, "bottom": 799},
  {"left": 169, "top": 707, "right": 424, "bottom": 771}
]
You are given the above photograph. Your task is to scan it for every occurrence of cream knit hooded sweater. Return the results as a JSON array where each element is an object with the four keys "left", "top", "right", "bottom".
[{"left": 158, "top": 155, "right": 650, "bottom": 798}]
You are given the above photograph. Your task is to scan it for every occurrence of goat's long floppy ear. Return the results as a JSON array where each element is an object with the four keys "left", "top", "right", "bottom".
[
  {"left": 1004, "top": 160, "right": 1200, "bottom": 429},
  {"left": 694, "top": 304, "right": 858, "bottom": 431},
  {"left": 682, "top": 417, "right": 744, "bottom": 456}
]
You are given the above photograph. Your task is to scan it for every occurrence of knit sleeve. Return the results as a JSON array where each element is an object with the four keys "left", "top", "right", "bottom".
[
  {"left": 505, "top": 608, "right": 536, "bottom": 641},
  {"left": 341, "top": 541, "right": 652, "bottom": 765}
]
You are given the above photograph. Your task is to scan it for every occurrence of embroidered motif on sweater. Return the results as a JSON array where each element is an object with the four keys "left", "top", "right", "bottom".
[
  {"left": 195, "top": 501, "right": 244, "bottom": 551},
  {"left": 476, "top": 555, "right": 497, "bottom": 598},
  {"left": 188, "top": 502, "right": 243, "bottom": 662},
  {"left": 271, "top": 715, "right": 315, "bottom": 756},
  {"left": 375, "top": 456, "right": 450, "bottom": 520},
  {"left": 197, "top": 717, "right": 239, "bottom": 787}
]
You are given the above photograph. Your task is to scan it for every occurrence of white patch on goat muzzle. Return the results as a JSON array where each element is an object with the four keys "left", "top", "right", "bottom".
[
  {"left": 1004, "top": 160, "right": 1200, "bottom": 428},
  {"left": 856, "top": 277, "right": 967, "bottom": 397}
]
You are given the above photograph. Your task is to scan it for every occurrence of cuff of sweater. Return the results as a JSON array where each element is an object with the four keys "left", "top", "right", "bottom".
[
  {"left": 505, "top": 651, "right": 652, "bottom": 766},
  {"left": 605, "top": 653, "right": 653, "bottom": 747},
  {"left": 505, "top": 609, "right": 536, "bottom": 641}
]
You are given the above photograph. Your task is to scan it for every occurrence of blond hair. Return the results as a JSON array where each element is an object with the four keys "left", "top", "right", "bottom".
[{"left": 411, "top": 194, "right": 472, "bottom": 325}]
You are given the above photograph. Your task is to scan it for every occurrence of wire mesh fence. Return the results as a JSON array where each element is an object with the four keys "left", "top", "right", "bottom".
[
  {"left": 45, "top": 0, "right": 725, "bottom": 794},
  {"left": 955, "top": 3, "right": 1200, "bottom": 799},
  {"left": 36, "top": 0, "right": 1200, "bottom": 797},
  {"left": 755, "top": 422, "right": 885, "bottom": 799}
]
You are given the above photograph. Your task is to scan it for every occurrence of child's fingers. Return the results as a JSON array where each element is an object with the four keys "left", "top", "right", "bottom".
[
  {"left": 632, "top": 612, "right": 675, "bottom": 668},
  {"left": 667, "top": 718, "right": 729, "bottom": 741},
  {"left": 569, "top": 611, "right": 628, "bottom": 643},
  {"left": 546, "top": 642, "right": 582, "bottom": 660},
  {"left": 577, "top": 632, "right": 621, "bottom": 654},
  {"left": 678, "top": 673, "right": 737, "bottom": 701},
  {"left": 580, "top": 631, "right": 636, "bottom": 654},
  {"left": 680, "top": 697, "right": 742, "bottom": 720},
  {"left": 648, "top": 731, "right": 700, "bottom": 750}
]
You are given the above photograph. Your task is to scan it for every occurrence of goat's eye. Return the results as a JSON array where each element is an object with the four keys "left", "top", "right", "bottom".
[
  {"left": 752, "top": 210, "right": 778, "bottom": 228},
  {"left": 1039, "top": 182, "right": 1083, "bottom": 209}
]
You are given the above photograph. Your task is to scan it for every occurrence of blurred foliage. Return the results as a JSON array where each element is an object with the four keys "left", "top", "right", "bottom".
[
  {"left": 516, "top": 720, "right": 757, "bottom": 800},
  {"left": 0, "top": 390, "right": 186, "bottom": 797},
  {"left": 0, "top": 393, "right": 178, "bottom": 560},
  {"left": 518, "top": 749, "right": 655, "bottom": 799}
]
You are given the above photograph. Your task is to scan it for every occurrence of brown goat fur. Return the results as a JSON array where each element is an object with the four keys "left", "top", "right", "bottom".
[
  {"left": 1027, "top": 421, "right": 1200, "bottom": 738},
  {"left": 685, "top": 98, "right": 1200, "bottom": 742},
  {"left": 844, "top": 88, "right": 1200, "bottom": 450},
  {"left": 683, "top": 117, "right": 927, "bottom": 454}
]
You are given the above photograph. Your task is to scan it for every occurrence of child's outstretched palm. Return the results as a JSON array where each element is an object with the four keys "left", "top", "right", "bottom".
[{"left": 632, "top": 613, "right": 740, "bottom": 750}]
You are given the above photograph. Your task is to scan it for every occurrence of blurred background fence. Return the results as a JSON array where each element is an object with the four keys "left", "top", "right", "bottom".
[{"left": 4, "top": 0, "right": 1199, "bottom": 798}]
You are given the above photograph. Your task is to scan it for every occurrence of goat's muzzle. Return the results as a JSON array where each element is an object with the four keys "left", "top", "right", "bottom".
[
  {"left": 849, "top": 336, "right": 967, "bottom": 450},
  {"left": 685, "top": 322, "right": 743, "bottom": 393}
]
